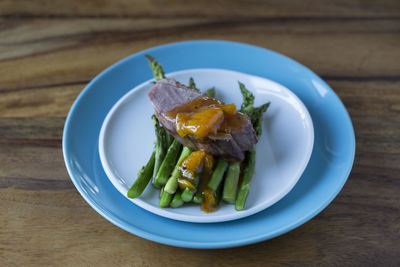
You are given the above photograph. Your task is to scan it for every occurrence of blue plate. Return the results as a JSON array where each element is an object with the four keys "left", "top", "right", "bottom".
[{"left": 63, "top": 40, "right": 355, "bottom": 248}]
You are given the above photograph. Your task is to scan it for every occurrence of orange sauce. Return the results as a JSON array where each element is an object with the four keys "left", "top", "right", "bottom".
[
  {"left": 203, "top": 153, "right": 214, "bottom": 172},
  {"left": 201, "top": 188, "right": 218, "bottom": 213},
  {"left": 176, "top": 108, "right": 223, "bottom": 138},
  {"left": 179, "top": 151, "right": 208, "bottom": 179},
  {"left": 177, "top": 177, "right": 196, "bottom": 191},
  {"left": 176, "top": 150, "right": 219, "bottom": 212},
  {"left": 177, "top": 151, "right": 214, "bottom": 192},
  {"left": 165, "top": 96, "right": 247, "bottom": 139}
]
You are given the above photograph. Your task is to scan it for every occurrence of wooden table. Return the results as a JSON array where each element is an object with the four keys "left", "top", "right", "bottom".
[{"left": 1, "top": 1, "right": 399, "bottom": 265}]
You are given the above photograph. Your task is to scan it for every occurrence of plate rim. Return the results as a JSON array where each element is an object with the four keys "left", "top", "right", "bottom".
[
  {"left": 63, "top": 40, "right": 355, "bottom": 248},
  {"left": 98, "top": 67, "right": 315, "bottom": 223}
]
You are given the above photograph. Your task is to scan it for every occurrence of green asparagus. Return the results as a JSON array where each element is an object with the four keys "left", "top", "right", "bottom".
[
  {"left": 181, "top": 187, "right": 195, "bottom": 202},
  {"left": 222, "top": 161, "right": 241, "bottom": 204},
  {"left": 188, "top": 77, "right": 201, "bottom": 92},
  {"left": 235, "top": 82, "right": 270, "bottom": 210},
  {"left": 235, "top": 147, "right": 256, "bottom": 210},
  {"left": 239, "top": 81, "right": 270, "bottom": 136},
  {"left": 182, "top": 169, "right": 202, "bottom": 202},
  {"left": 127, "top": 151, "right": 155, "bottom": 198},
  {"left": 159, "top": 187, "right": 173, "bottom": 208},
  {"left": 239, "top": 81, "right": 255, "bottom": 114},
  {"left": 192, "top": 193, "right": 203, "bottom": 204},
  {"left": 142, "top": 55, "right": 169, "bottom": 189},
  {"left": 164, "top": 146, "right": 192, "bottom": 194},
  {"left": 205, "top": 88, "right": 216, "bottom": 98},
  {"left": 153, "top": 139, "right": 182, "bottom": 187},
  {"left": 170, "top": 190, "right": 184, "bottom": 208},
  {"left": 145, "top": 55, "right": 165, "bottom": 81},
  {"left": 152, "top": 115, "right": 167, "bottom": 188},
  {"left": 165, "top": 131, "right": 174, "bottom": 148},
  {"left": 207, "top": 159, "right": 229, "bottom": 191},
  {"left": 128, "top": 55, "right": 168, "bottom": 196}
]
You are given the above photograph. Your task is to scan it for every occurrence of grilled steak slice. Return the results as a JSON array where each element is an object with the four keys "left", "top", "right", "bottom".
[{"left": 148, "top": 78, "right": 258, "bottom": 161}]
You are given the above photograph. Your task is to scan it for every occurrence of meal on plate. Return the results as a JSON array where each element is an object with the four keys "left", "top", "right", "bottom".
[{"left": 127, "top": 55, "right": 270, "bottom": 212}]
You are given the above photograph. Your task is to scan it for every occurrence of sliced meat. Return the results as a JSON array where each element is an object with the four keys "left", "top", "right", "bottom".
[
  {"left": 231, "top": 120, "right": 258, "bottom": 151},
  {"left": 148, "top": 78, "right": 258, "bottom": 161},
  {"left": 148, "top": 78, "right": 201, "bottom": 114}
]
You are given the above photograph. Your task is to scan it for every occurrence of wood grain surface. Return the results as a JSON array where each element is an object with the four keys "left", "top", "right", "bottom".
[{"left": 1, "top": 1, "right": 399, "bottom": 266}]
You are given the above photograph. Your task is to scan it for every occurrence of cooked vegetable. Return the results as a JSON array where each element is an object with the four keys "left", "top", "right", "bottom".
[
  {"left": 188, "top": 77, "right": 201, "bottom": 92},
  {"left": 127, "top": 151, "right": 155, "bottom": 198},
  {"left": 170, "top": 190, "right": 184, "bottom": 208},
  {"left": 205, "top": 88, "right": 216, "bottom": 98},
  {"left": 165, "top": 131, "right": 174, "bottom": 147},
  {"left": 239, "top": 81, "right": 255, "bottom": 114},
  {"left": 207, "top": 159, "right": 229, "bottom": 191},
  {"left": 235, "top": 148, "right": 256, "bottom": 210},
  {"left": 222, "top": 161, "right": 241, "bottom": 204},
  {"left": 164, "top": 146, "right": 192, "bottom": 194},
  {"left": 126, "top": 55, "right": 169, "bottom": 195},
  {"left": 239, "top": 81, "right": 270, "bottom": 137},
  {"left": 146, "top": 55, "right": 165, "bottom": 81},
  {"left": 235, "top": 82, "right": 270, "bottom": 210},
  {"left": 192, "top": 193, "right": 203, "bottom": 204},
  {"left": 159, "top": 187, "right": 173, "bottom": 208},
  {"left": 152, "top": 115, "right": 167, "bottom": 187},
  {"left": 181, "top": 187, "right": 195, "bottom": 202},
  {"left": 153, "top": 139, "right": 182, "bottom": 187}
]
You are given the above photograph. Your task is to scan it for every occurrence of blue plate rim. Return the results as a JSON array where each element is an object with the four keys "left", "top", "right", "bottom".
[{"left": 62, "top": 40, "right": 356, "bottom": 248}]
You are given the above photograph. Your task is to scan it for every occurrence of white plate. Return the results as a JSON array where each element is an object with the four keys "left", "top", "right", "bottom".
[{"left": 99, "top": 68, "right": 314, "bottom": 223}]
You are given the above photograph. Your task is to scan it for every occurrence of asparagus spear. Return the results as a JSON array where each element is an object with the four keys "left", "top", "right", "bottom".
[
  {"left": 205, "top": 88, "right": 216, "bottom": 98},
  {"left": 192, "top": 193, "right": 203, "bottom": 204},
  {"left": 235, "top": 148, "right": 256, "bottom": 210},
  {"left": 164, "top": 146, "right": 192, "bottom": 194},
  {"left": 159, "top": 187, "right": 173, "bottom": 208},
  {"left": 207, "top": 159, "right": 229, "bottom": 191},
  {"left": 188, "top": 77, "right": 201, "bottom": 92},
  {"left": 127, "top": 54, "right": 167, "bottom": 195},
  {"left": 170, "top": 190, "right": 184, "bottom": 208},
  {"left": 127, "top": 151, "right": 156, "bottom": 198},
  {"left": 181, "top": 187, "right": 195, "bottom": 202},
  {"left": 142, "top": 55, "right": 169, "bottom": 188},
  {"left": 165, "top": 131, "right": 174, "bottom": 147},
  {"left": 181, "top": 169, "right": 202, "bottom": 202},
  {"left": 239, "top": 82, "right": 270, "bottom": 136},
  {"left": 145, "top": 56, "right": 171, "bottom": 149},
  {"left": 235, "top": 82, "right": 270, "bottom": 210},
  {"left": 153, "top": 139, "right": 182, "bottom": 187},
  {"left": 239, "top": 81, "right": 255, "bottom": 114},
  {"left": 152, "top": 115, "right": 167, "bottom": 188},
  {"left": 146, "top": 55, "right": 165, "bottom": 81},
  {"left": 222, "top": 161, "right": 241, "bottom": 204}
]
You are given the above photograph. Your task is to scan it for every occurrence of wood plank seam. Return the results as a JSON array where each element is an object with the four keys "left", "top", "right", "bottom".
[
  {"left": 2, "top": 14, "right": 400, "bottom": 20},
  {"left": 0, "top": 176, "right": 73, "bottom": 190}
]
